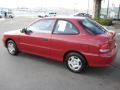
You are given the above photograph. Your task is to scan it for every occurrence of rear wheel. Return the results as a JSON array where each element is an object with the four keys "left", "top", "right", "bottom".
[
  {"left": 7, "top": 40, "right": 19, "bottom": 55},
  {"left": 65, "top": 52, "right": 87, "bottom": 73}
]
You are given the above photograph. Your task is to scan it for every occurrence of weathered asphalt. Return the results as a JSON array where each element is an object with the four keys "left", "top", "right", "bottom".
[{"left": 0, "top": 17, "right": 120, "bottom": 90}]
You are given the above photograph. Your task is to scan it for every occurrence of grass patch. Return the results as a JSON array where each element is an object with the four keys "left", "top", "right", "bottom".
[{"left": 94, "top": 18, "right": 113, "bottom": 26}]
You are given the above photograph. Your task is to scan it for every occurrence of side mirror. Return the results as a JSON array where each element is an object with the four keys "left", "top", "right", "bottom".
[{"left": 21, "top": 28, "right": 27, "bottom": 33}]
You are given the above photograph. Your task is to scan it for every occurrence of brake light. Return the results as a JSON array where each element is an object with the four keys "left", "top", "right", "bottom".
[{"left": 99, "top": 43, "right": 110, "bottom": 53}]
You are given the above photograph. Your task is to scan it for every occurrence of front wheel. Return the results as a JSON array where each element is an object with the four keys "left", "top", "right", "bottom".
[
  {"left": 9, "top": 15, "right": 13, "bottom": 18},
  {"left": 65, "top": 52, "right": 87, "bottom": 73},
  {"left": 7, "top": 40, "right": 19, "bottom": 55}
]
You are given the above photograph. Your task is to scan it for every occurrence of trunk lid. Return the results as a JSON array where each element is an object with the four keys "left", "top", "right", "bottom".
[{"left": 98, "top": 30, "right": 116, "bottom": 52}]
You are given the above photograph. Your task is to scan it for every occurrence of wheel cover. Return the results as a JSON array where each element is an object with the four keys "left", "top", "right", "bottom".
[
  {"left": 68, "top": 56, "right": 82, "bottom": 71},
  {"left": 7, "top": 42, "right": 16, "bottom": 54}
]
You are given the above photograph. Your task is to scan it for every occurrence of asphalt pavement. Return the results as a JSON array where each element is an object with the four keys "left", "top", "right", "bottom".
[{"left": 0, "top": 17, "right": 120, "bottom": 90}]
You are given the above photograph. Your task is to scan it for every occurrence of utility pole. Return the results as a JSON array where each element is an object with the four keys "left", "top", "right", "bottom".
[
  {"left": 118, "top": 4, "right": 120, "bottom": 19},
  {"left": 87, "top": 0, "right": 89, "bottom": 14},
  {"left": 73, "top": 1, "right": 76, "bottom": 14},
  {"left": 106, "top": 0, "right": 110, "bottom": 18}
]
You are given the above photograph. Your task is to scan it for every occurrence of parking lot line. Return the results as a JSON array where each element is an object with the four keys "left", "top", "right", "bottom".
[{"left": 0, "top": 18, "right": 5, "bottom": 21}]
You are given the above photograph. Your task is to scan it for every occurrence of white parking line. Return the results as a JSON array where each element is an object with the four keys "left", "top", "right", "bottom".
[{"left": 0, "top": 18, "right": 5, "bottom": 21}]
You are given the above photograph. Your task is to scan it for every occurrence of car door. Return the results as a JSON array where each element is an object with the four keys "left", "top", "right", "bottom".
[
  {"left": 51, "top": 19, "right": 79, "bottom": 61},
  {"left": 19, "top": 19, "right": 56, "bottom": 58}
]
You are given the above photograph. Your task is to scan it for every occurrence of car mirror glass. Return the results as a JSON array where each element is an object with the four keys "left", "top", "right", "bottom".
[
  {"left": 21, "top": 28, "right": 33, "bottom": 34},
  {"left": 21, "top": 28, "right": 27, "bottom": 33}
]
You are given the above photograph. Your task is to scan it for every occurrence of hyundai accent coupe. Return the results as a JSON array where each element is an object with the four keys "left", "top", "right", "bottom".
[{"left": 2, "top": 17, "right": 117, "bottom": 73}]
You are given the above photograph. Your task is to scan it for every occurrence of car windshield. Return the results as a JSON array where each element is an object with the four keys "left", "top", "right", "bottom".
[
  {"left": 8, "top": 12, "right": 12, "bottom": 14},
  {"left": 80, "top": 18, "right": 107, "bottom": 35}
]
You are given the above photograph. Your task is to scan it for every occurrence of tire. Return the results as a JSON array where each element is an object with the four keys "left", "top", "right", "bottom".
[
  {"left": 65, "top": 52, "right": 87, "bottom": 73},
  {"left": 9, "top": 15, "right": 13, "bottom": 18},
  {"left": 7, "top": 40, "right": 19, "bottom": 55}
]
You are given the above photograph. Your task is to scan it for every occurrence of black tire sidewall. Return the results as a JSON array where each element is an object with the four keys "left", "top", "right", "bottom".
[
  {"left": 7, "top": 40, "right": 18, "bottom": 55},
  {"left": 65, "top": 52, "right": 87, "bottom": 73}
]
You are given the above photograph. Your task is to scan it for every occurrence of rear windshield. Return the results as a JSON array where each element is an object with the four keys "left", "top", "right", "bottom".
[{"left": 80, "top": 18, "right": 107, "bottom": 35}]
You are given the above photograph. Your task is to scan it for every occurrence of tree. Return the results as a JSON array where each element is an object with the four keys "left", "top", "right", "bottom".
[{"left": 93, "top": 0, "right": 102, "bottom": 18}]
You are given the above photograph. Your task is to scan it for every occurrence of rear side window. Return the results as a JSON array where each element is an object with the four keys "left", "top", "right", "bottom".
[
  {"left": 53, "top": 20, "right": 78, "bottom": 34},
  {"left": 80, "top": 19, "right": 107, "bottom": 35}
]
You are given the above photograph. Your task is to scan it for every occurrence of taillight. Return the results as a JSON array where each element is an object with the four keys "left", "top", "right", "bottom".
[{"left": 99, "top": 43, "right": 110, "bottom": 53}]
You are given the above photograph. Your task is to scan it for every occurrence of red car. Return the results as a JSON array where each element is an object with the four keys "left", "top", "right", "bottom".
[{"left": 2, "top": 17, "right": 117, "bottom": 73}]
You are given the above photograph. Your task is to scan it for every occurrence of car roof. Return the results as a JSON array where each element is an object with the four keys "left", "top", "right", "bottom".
[{"left": 45, "top": 16, "right": 87, "bottom": 20}]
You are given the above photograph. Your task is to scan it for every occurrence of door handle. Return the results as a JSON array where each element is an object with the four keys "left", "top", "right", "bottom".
[{"left": 42, "top": 38, "right": 49, "bottom": 42}]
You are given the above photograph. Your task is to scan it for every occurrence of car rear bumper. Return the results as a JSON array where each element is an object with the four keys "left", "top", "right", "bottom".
[{"left": 85, "top": 45, "right": 118, "bottom": 67}]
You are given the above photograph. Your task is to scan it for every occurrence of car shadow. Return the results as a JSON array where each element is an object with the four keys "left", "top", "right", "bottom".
[
  {"left": 18, "top": 53, "right": 65, "bottom": 69},
  {"left": 81, "top": 65, "right": 120, "bottom": 83},
  {"left": 17, "top": 52, "right": 120, "bottom": 83}
]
